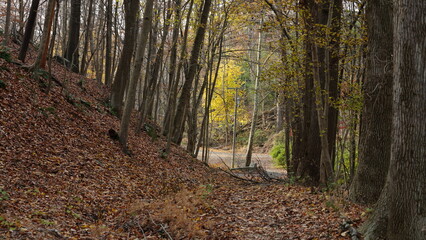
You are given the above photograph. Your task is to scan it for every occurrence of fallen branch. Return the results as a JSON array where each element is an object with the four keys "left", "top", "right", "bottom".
[
  {"left": 217, "top": 157, "right": 260, "bottom": 183},
  {"left": 148, "top": 213, "right": 173, "bottom": 240}
]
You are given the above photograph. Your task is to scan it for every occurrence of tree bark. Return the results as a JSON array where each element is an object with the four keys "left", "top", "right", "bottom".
[
  {"left": 172, "top": 0, "right": 212, "bottom": 144},
  {"left": 386, "top": 1, "right": 426, "bottom": 238},
  {"left": 18, "top": 0, "right": 40, "bottom": 62},
  {"left": 3, "top": 0, "right": 12, "bottom": 45},
  {"left": 110, "top": 0, "right": 139, "bottom": 116},
  {"left": 80, "top": 0, "right": 94, "bottom": 75},
  {"left": 349, "top": 0, "right": 393, "bottom": 205},
  {"left": 245, "top": 18, "right": 263, "bottom": 167},
  {"left": 64, "top": 0, "right": 81, "bottom": 72},
  {"left": 105, "top": 0, "right": 113, "bottom": 85},
  {"left": 119, "top": 0, "right": 155, "bottom": 148},
  {"left": 31, "top": 0, "right": 56, "bottom": 70}
]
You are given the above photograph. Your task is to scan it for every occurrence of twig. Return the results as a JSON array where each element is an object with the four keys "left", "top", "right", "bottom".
[
  {"left": 136, "top": 217, "right": 147, "bottom": 240},
  {"left": 147, "top": 213, "right": 173, "bottom": 240}
]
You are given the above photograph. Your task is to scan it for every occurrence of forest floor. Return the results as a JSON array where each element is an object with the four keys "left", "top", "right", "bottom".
[{"left": 0, "top": 42, "right": 364, "bottom": 239}]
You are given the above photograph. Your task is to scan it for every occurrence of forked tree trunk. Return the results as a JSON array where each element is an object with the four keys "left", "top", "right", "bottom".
[
  {"left": 363, "top": 2, "right": 426, "bottom": 239},
  {"left": 31, "top": 0, "right": 55, "bottom": 70}
]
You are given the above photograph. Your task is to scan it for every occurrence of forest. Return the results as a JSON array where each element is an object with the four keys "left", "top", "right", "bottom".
[{"left": 0, "top": 0, "right": 425, "bottom": 239}]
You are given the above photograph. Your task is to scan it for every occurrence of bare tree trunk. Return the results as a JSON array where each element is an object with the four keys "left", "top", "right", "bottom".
[
  {"left": 64, "top": 0, "right": 81, "bottom": 72},
  {"left": 18, "top": 0, "right": 25, "bottom": 35},
  {"left": 110, "top": 0, "right": 139, "bottom": 115},
  {"left": 172, "top": 0, "right": 212, "bottom": 144},
  {"left": 105, "top": 0, "right": 113, "bottom": 85},
  {"left": 119, "top": 0, "right": 155, "bottom": 148},
  {"left": 80, "top": 0, "right": 94, "bottom": 75},
  {"left": 312, "top": 44, "right": 333, "bottom": 185},
  {"left": 31, "top": 0, "right": 56, "bottom": 70},
  {"left": 138, "top": 2, "right": 172, "bottom": 127},
  {"left": 245, "top": 18, "right": 263, "bottom": 167},
  {"left": 18, "top": 0, "right": 40, "bottom": 62},
  {"left": 3, "top": 0, "right": 12, "bottom": 45}
]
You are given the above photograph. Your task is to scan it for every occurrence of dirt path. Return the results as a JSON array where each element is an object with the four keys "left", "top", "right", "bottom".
[{"left": 198, "top": 149, "right": 287, "bottom": 179}]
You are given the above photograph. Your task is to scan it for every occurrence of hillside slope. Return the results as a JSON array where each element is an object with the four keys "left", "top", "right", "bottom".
[
  {"left": 1, "top": 43, "right": 363, "bottom": 239},
  {"left": 0, "top": 44, "right": 237, "bottom": 239}
]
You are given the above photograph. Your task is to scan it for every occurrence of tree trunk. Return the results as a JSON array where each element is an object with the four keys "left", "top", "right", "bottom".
[
  {"left": 172, "top": 0, "right": 212, "bottom": 144},
  {"left": 327, "top": 0, "right": 342, "bottom": 167},
  {"left": 18, "top": 0, "right": 25, "bottom": 35},
  {"left": 105, "top": 0, "right": 113, "bottom": 85},
  {"left": 110, "top": 0, "right": 139, "bottom": 116},
  {"left": 138, "top": 2, "right": 172, "bottom": 127},
  {"left": 245, "top": 18, "right": 263, "bottom": 167},
  {"left": 64, "top": 0, "right": 81, "bottom": 72},
  {"left": 386, "top": 1, "right": 426, "bottom": 238},
  {"left": 18, "top": 0, "right": 40, "bottom": 62},
  {"left": 3, "top": 0, "right": 12, "bottom": 45},
  {"left": 349, "top": 0, "right": 393, "bottom": 205},
  {"left": 119, "top": 0, "right": 155, "bottom": 148},
  {"left": 80, "top": 0, "right": 94, "bottom": 75},
  {"left": 31, "top": 0, "right": 55, "bottom": 70}
]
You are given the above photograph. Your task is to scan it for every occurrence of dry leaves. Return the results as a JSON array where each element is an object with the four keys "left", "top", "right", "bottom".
[{"left": 0, "top": 41, "right": 363, "bottom": 239}]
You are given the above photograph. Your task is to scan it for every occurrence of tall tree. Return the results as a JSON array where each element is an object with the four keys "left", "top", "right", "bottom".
[
  {"left": 18, "top": 0, "right": 40, "bottom": 62},
  {"left": 110, "top": 0, "right": 139, "bottom": 115},
  {"left": 105, "top": 0, "right": 113, "bottom": 85},
  {"left": 387, "top": 2, "right": 426, "bottom": 238},
  {"left": 31, "top": 0, "right": 56, "bottom": 70},
  {"left": 80, "top": 0, "right": 94, "bottom": 75},
  {"left": 363, "top": 1, "right": 426, "bottom": 239},
  {"left": 349, "top": 0, "right": 393, "bottom": 204},
  {"left": 3, "top": 0, "right": 12, "bottom": 45},
  {"left": 172, "top": 0, "right": 212, "bottom": 144},
  {"left": 119, "top": 0, "right": 155, "bottom": 148},
  {"left": 64, "top": 0, "right": 81, "bottom": 72},
  {"left": 245, "top": 18, "right": 263, "bottom": 167}
]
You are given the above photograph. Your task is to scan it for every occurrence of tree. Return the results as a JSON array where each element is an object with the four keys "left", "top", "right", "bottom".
[
  {"left": 110, "top": 0, "right": 139, "bottom": 115},
  {"left": 80, "top": 0, "right": 94, "bottom": 75},
  {"left": 3, "top": 0, "right": 12, "bottom": 46},
  {"left": 172, "top": 0, "right": 212, "bottom": 144},
  {"left": 31, "top": 0, "right": 56, "bottom": 70},
  {"left": 245, "top": 17, "right": 263, "bottom": 167},
  {"left": 386, "top": 2, "right": 426, "bottom": 238},
  {"left": 362, "top": 1, "right": 426, "bottom": 239},
  {"left": 119, "top": 0, "right": 155, "bottom": 148},
  {"left": 19, "top": 0, "right": 40, "bottom": 62},
  {"left": 349, "top": 0, "right": 393, "bottom": 204},
  {"left": 105, "top": 0, "right": 113, "bottom": 85},
  {"left": 64, "top": 0, "right": 81, "bottom": 72}
]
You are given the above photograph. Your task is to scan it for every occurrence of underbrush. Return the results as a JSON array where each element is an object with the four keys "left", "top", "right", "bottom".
[{"left": 116, "top": 185, "right": 216, "bottom": 239}]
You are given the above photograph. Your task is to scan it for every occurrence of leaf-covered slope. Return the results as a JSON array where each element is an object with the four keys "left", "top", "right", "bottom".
[{"left": 0, "top": 45, "right": 234, "bottom": 239}]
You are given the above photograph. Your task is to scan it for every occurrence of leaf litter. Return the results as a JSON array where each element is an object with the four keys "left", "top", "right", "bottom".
[{"left": 0, "top": 41, "right": 364, "bottom": 239}]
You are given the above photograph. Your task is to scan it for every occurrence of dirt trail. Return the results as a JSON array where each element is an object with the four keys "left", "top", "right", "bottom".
[{"left": 198, "top": 149, "right": 287, "bottom": 179}]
